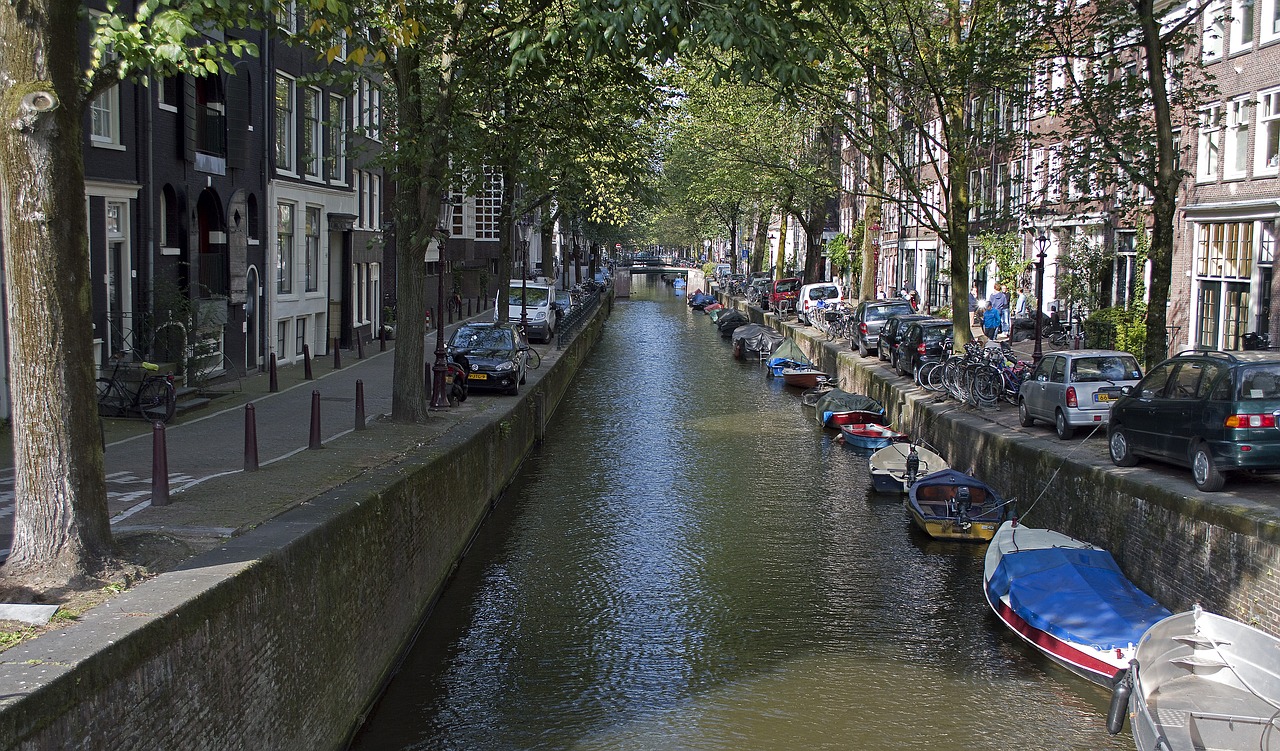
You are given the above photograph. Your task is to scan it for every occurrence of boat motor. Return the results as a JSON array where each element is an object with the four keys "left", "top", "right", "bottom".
[
  {"left": 905, "top": 445, "right": 920, "bottom": 486},
  {"left": 955, "top": 485, "right": 972, "bottom": 530}
]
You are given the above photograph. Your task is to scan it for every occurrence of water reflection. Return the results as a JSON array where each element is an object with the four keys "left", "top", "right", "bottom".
[{"left": 350, "top": 276, "right": 1129, "bottom": 751}]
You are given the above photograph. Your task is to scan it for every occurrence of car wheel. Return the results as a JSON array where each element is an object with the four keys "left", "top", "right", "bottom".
[
  {"left": 1108, "top": 425, "right": 1138, "bottom": 467},
  {"left": 1191, "top": 443, "right": 1225, "bottom": 492},
  {"left": 1018, "top": 398, "right": 1035, "bottom": 427},
  {"left": 858, "top": 339, "right": 869, "bottom": 358},
  {"left": 505, "top": 381, "right": 520, "bottom": 396},
  {"left": 1055, "top": 410, "right": 1075, "bottom": 440}
]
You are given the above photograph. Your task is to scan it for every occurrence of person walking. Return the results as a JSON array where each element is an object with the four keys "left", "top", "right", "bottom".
[
  {"left": 1014, "top": 287, "right": 1029, "bottom": 319},
  {"left": 989, "top": 283, "right": 1009, "bottom": 335},
  {"left": 982, "top": 304, "right": 1002, "bottom": 341},
  {"left": 969, "top": 284, "right": 980, "bottom": 326}
]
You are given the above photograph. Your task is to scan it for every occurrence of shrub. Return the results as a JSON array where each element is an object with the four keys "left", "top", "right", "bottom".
[{"left": 1084, "top": 305, "right": 1146, "bottom": 359}]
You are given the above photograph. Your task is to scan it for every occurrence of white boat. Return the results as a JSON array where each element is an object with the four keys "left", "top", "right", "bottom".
[
  {"left": 1121, "top": 606, "right": 1280, "bottom": 750},
  {"left": 867, "top": 443, "right": 947, "bottom": 493},
  {"left": 983, "top": 521, "right": 1170, "bottom": 687}
]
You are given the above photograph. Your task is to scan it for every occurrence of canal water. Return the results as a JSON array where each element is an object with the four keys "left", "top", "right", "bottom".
[{"left": 350, "top": 276, "right": 1130, "bottom": 750}]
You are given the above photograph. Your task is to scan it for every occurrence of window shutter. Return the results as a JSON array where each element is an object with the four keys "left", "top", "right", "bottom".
[
  {"left": 226, "top": 72, "right": 250, "bottom": 171},
  {"left": 183, "top": 76, "right": 197, "bottom": 163}
]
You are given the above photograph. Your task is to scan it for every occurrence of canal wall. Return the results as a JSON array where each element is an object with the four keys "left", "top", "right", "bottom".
[
  {"left": 729, "top": 297, "right": 1280, "bottom": 634},
  {"left": 0, "top": 299, "right": 612, "bottom": 751}
]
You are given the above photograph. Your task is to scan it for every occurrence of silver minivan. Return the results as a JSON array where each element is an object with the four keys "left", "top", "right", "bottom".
[{"left": 1017, "top": 349, "right": 1143, "bottom": 439}]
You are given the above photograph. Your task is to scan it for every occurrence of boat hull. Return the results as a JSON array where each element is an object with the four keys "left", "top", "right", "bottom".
[
  {"left": 825, "top": 409, "right": 886, "bottom": 427},
  {"left": 782, "top": 369, "right": 826, "bottom": 389},
  {"left": 908, "top": 507, "right": 999, "bottom": 541},
  {"left": 907, "top": 469, "right": 1007, "bottom": 542},
  {"left": 839, "top": 423, "right": 908, "bottom": 451},
  {"left": 868, "top": 444, "right": 948, "bottom": 494}
]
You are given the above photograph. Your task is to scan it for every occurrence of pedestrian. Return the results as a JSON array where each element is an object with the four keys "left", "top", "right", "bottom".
[
  {"left": 969, "top": 284, "right": 980, "bottom": 325},
  {"left": 982, "top": 304, "right": 1001, "bottom": 341},
  {"left": 1014, "top": 287, "right": 1028, "bottom": 318},
  {"left": 989, "top": 283, "right": 1009, "bottom": 334}
]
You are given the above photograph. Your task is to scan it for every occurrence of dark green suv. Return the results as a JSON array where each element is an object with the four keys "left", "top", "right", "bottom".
[{"left": 1107, "top": 350, "right": 1280, "bottom": 491}]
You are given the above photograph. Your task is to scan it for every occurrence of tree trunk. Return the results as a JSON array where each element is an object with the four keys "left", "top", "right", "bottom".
[
  {"left": 751, "top": 212, "right": 769, "bottom": 273},
  {"left": 0, "top": 0, "right": 113, "bottom": 581},
  {"left": 1138, "top": 0, "right": 1175, "bottom": 367}
]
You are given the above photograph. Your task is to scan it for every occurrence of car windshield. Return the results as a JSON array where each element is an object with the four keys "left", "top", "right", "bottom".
[
  {"left": 1071, "top": 355, "right": 1142, "bottom": 383},
  {"left": 451, "top": 327, "right": 514, "bottom": 350},
  {"left": 808, "top": 286, "right": 839, "bottom": 300},
  {"left": 868, "top": 304, "right": 912, "bottom": 322},
  {"left": 1237, "top": 366, "right": 1280, "bottom": 400},
  {"left": 776, "top": 280, "right": 800, "bottom": 293},
  {"left": 922, "top": 325, "right": 953, "bottom": 343},
  {"left": 507, "top": 287, "right": 550, "bottom": 306}
]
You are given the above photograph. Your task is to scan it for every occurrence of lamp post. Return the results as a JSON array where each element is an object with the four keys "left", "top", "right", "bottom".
[
  {"left": 1027, "top": 211, "right": 1054, "bottom": 364},
  {"left": 517, "top": 215, "right": 533, "bottom": 337},
  {"left": 430, "top": 195, "right": 454, "bottom": 409},
  {"left": 870, "top": 223, "right": 882, "bottom": 297}
]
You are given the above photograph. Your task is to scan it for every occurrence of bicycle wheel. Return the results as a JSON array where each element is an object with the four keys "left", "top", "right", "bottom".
[
  {"left": 96, "top": 378, "right": 121, "bottom": 417},
  {"left": 525, "top": 348, "right": 542, "bottom": 369},
  {"left": 137, "top": 378, "right": 176, "bottom": 423},
  {"left": 971, "top": 365, "right": 1002, "bottom": 407}
]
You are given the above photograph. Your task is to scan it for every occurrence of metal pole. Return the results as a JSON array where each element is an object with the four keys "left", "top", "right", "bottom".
[
  {"left": 303, "top": 343, "right": 313, "bottom": 380},
  {"left": 308, "top": 390, "right": 323, "bottom": 450},
  {"left": 151, "top": 421, "right": 169, "bottom": 506},
  {"left": 1033, "top": 233, "right": 1048, "bottom": 364},
  {"left": 431, "top": 232, "right": 450, "bottom": 409},
  {"left": 355, "top": 379, "right": 366, "bottom": 430},
  {"left": 244, "top": 403, "right": 259, "bottom": 472}
]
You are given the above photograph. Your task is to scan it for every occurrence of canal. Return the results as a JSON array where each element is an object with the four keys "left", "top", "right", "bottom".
[{"left": 350, "top": 276, "right": 1130, "bottom": 750}]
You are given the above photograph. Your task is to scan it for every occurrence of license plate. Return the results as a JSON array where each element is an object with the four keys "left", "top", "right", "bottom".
[
  {"left": 1094, "top": 393, "right": 1111, "bottom": 402},
  {"left": 467, "top": 373, "right": 487, "bottom": 381}
]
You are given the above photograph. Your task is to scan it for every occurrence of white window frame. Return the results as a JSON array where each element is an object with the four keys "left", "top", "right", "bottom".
[
  {"left": 1198, "top": 104, "right": 1223, "bottom": 182},
  {"left": 304, "top": 205, "right": 321, "bottom": 293},
  {"left": 275, "top": 73, "right": 296, "bottom": 175},
  {"left": 327, "top": 93, "right": 346, "bottom": 183},
  {"left": 1262, "top": 0, "right": 1280, "bottom": 44},
  {"left": 1203, "top": 0, "right": 1226, "bottom": 61},
  {"left": 1232, "top": 0, "right": 1256, "bottom": 51},
  {"left": 277, "top": 201, "right": 295, "bottom": 296},
  {"left": 90, "top": 85, "right": 122, "bottom": 148},
  {"left": 1225, "top": 96, "right": 1252, "bottom": 179},
  {"left": 1256, "top": 88, "right": 1280, "bottom": 176},
  {"left": 303, "top": 87, "right": 322, "bottom": 178}
]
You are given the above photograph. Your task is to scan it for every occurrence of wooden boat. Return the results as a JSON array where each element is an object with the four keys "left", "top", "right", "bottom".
[
  {"left": 1121, "top": 606, "right": 1280, "bottom": 750},
  {"left": 781, "top": 366, "right": 828, "bottom": 389},
  {"left": 906, "top": 468, "right": 1007, "bottom": 541},
  {"left": 868, "top": 443, "right": 948, "bottom": 493},
  {"left": 812, "top": 390, "right": 885, "bottom": 427},
  {"left": 983, "top": 520, "right": 1170, "bottom": 688},
  {"left": 838, "top": 423, "right": 908, "bottom": 450}
]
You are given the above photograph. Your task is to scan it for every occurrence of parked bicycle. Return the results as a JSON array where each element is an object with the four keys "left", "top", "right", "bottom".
[{"left": 96, "top": 352, "right": 177, "bottom": 423}]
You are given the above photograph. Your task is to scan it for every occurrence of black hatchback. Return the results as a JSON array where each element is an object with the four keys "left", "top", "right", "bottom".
[
  {"left": 878, "top": 313, "right": 933, "bottom": 371},
  {"left": 1107, "top": 349, "right": 1280, "bottom": 491},
  {"left": 896, "top": 320, "right": 953, "bottom": 380},
  {"left": 447, "top": 322, "right": 529, "bottom": 396}
]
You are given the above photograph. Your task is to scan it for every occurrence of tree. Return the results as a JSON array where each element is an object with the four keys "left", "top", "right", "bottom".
[{"left": 0, "top": 0, "right": 260, "bottom": 584}]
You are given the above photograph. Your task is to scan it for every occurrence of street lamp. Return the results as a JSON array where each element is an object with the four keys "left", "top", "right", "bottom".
[
  {"left": 1026, "top": 210, "right": 1054, "bottom": 364},
  {"left": 517, "top": 214, "right": 534, "bottom": 337},
  {"left": 430, "top": 194, "right": 454, "bottom": 410},
  {"left": 870, "top": 223, "right": 882, "bottom": 297}
]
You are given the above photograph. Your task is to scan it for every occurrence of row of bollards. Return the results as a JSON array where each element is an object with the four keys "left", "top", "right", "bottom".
[
  {"left": 270, "top": 334, "right": 378, "bottom": 393},
  {"left": 149, "top": 379, "right": 370, "bottom": 506}
]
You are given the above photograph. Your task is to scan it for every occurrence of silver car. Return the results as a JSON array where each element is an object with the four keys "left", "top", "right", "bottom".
[{"left": 1017, "top": 349, "right": 1143, "bottom": 439}]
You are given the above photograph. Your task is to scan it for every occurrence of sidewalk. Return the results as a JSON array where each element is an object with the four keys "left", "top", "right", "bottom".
[{"left": 0, "top": 314, "right": 538, "bottom": 557}]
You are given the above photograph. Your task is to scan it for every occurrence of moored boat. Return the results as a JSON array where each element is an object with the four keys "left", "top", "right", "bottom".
[
  {"left": 868, "top": 443, "right": 948, "bottom": 493},
  {"left": 766, "top": 339, "right": 814, "bottom": 377},
  {"left": 811, "top": 390, "right": 885, "bottom": 427},
  {"left": 781, "top": 367, "right": 828, "bottom": 389},
  {"left": 838, "top": 423, "right": 908, "bottom": 450},
  {"left": 906, "top": 468, "right": 1007, "bottom": 541},
  {"left": 983, "top": 520, "right": 1171, "bottom": 688},
  {"left": 1123, "top": 606, "right": 1280, "bottom": 750}
]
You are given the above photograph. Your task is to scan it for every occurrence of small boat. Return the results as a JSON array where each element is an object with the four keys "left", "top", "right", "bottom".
[
  {"left": 1122, "top": 606, "right": 1280, "bottom": 749},
  {"left": 811, "top": 390, "right": 885, "bottom": 427},
  {"left": 731, "top": 324, "right": 782, "bottom": 359},
  {"left": 781, "top": 366, "right": 828, "bottom": 389},
  {"left": 766, "top": 339, "right": 814, "bottom": 377},
  {"left": 868, "top": 443, "right": 948, "bottom": 493},
  {"left": 984, "top": 520, "right": 1171, "bottom": 689},
  {"left": 906, "top": 468, "right": 1007, "bottom": 541},
  {"left": 838, "top": 423, "right": 908, "bottom": 450}
]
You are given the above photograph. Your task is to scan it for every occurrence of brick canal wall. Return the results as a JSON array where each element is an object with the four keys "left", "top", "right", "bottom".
[
  {"left": 0, "top": 298, "right": 611, "bottom": 751},
  {"left": 732, "top": 297, "right": 1280, "bottom": 633}
]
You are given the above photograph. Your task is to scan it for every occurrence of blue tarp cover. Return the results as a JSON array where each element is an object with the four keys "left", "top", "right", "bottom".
[{"left": 988, "top": 546, "right": 1171, "bottom": 650}]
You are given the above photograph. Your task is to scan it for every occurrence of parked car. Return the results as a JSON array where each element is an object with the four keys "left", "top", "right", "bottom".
[
  {"left": 1107, "top": 349, "right": 1280, "bottom": 491},
  {"left": 1017, "top": 350, "right": 1143, "bottom": 440},
  {"left": 769, "top": 278, "right": 802, "bottom": 312},
  {"left": 747, "top": 277, "right": 773, "bottom": 308},
  {"left": 496, "top": 281, "right": 556, "bottom": 342},
  {"left": 896, "top": 319, "right": 953, "bottom": 379},
  {"left": 447, "top": 322, "right": 529, "bottom": 396},
  {"left": 878, "top": 313, "right": 933, "bottom": 370},
  {"left": 851, "top": 299, "right": 917, "bottom": 357},
  {"left": 796, "top": 282, "right": 842, "bottom": 325},
  {"left": 554, "top": 290, "right": 573, "bottom": 326}
]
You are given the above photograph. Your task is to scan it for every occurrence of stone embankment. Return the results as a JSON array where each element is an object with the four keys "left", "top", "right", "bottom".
[
  {"left": 0, "top": 296, "right": 612, "bottom": 751},
  {"left": 724, "top": 296, "right": 1280, "bottom": 634}
]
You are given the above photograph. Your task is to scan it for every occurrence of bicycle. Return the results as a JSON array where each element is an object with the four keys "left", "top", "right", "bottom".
[{"left": 96, "top": 352, "right": 177, "bottom": 423}]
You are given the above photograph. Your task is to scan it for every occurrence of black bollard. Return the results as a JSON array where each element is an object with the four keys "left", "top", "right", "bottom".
[
  {"left": 380, "top": 327, "right": 386, "bottom": 352},
  {"left": 244, "top": 403, "right": 259, "bottom": 472},
  {"left": 355, "top": 379, "right": 366, "bottom": 431},
  {"left": 309, "top": 390, "right": 323, "bottom": 450},
  {"left": 269, "top": 353, "right": 279, "bottom": 392},
  {"left": 466, "top": 298, "right": 472, "bottom": 317},
  {"left": 425, "top": 360, "right": 432, "bottom": 392},
  {"left": 151, "top": 421, "right": 170, "bottom": 507},
  {"left": 357, "top": 334, "right": 365, "bottom": 359},
  {"left": 333, "top": 337, "right": 342, "bottom": 369},
  {"left": 303, "top": 344, "right": 313, "bottom": 380}
]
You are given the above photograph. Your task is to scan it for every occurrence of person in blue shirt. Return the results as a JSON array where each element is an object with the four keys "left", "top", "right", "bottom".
[
  {"left": 989, "top": 283, "right": 1009, "bottom": 334},
  {"left": 983, "top": 305, "right": 1002, "bottom": 340}
]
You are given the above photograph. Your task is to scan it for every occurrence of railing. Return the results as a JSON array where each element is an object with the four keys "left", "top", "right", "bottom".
[{"left": 555, "top": 289, "right": 603, "bottom": 349}]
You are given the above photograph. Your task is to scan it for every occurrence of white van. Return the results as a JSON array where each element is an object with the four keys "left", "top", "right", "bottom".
[
  {"left": 497, "top": 280, "right": 557, "bottom": 342},
  {"left": 797, "top": 282, "right": 843, "bottom": 325}
]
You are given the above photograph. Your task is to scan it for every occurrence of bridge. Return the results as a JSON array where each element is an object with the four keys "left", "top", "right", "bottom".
[{"left": 626, "top": 265, "right": 690, "bottom": 275}]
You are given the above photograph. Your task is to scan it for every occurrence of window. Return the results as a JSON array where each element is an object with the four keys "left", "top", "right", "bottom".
[
  {"left": 160, "top": 185, "right": 180, "bottom": 250},
  {"left": 277, "top": 320, "right": 287, "bottom": 361},
  {"left": 1197, "top": 105, "right": 1222, "bottom": 181},
  {"left": 1031, "top": 147, "right": 1046, "bottom": 201},
  {"left": 90, "top": 85, "right": 120, "bottom": 147},
  {"left": 327, "top": 94, "right": 346, "bottom": 182},
  {"left": 1225, "top": 97, "right": 1251, "bottom": 179},
  {"left": 1046, "top": 144, "right": 1063, "bottom": 202},
  {"left": 1256, "top": 89, "right": 1280, "bottom": 175},
  {"left": 370, "top": 173, "right": 381, "bottom": 229},
  {"left": 158, "top": 75, "right": 180, "bottom": 111},
  {"left": 274, "top": 74, "right": 295, "bottom": 173},
  {"left": 195, "top": 76, "right": 227, "bottom": 167},
  {"left": 476, "top": 168, "right": 503, "bottom": 240},
  {"left": 305, "top": 206, "right": 320, "bottom": 292},
  {"left": 451, "top": 189, "right": 466, "bottom": 237},
  {"left": 1263, "top": 0, "right": 1280, "bottom": 43},
  {"left": 295, "top": 317, "right": 307, "bottom": 356},
  {"left": 275, "top": 0, "right": 296, "bottom": 33},
  {"left": 277, "top": 202, "right": 294, "bottom": 294},
  {"left": 1233, "top": 0, "right": 1256, "bottom": 49},
  {"left": 1203, "top": 0, "right": 1225, "bottom": 60},
  {"left": 303, "top": 88, "right": 321, "bottom": 177},
  {"left": 1197, "top": 221, "right": 1254, "bottom": 279}
]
